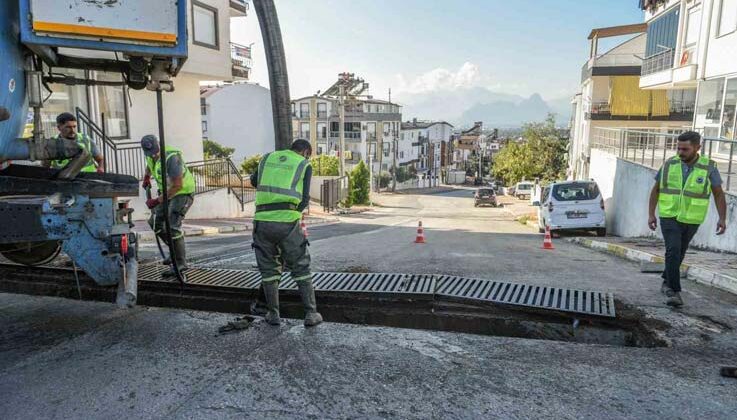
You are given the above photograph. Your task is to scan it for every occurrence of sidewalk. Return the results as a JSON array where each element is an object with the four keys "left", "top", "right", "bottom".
[
  {"left": 568, "top": 235, "right": 737, "bottom": 296},
  {"left": 133, "top": 213, "right": 339, "bottom": 242}
]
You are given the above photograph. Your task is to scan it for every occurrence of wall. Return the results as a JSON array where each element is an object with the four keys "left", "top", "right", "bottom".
[
  {"left": 127, "top": 73, "right": 204, "bottom": 163},
  {"left": 182, "top": 0, "right": 233, "bottom": 81},
  {"left": 589, "top": 148, "right": 737, "bottom": 252},
  {"left": 204, "top": 83, "right": 275, "bottom": 161},
  {"left": 127, "top": 186, "right": 252, "bottom": 221},
  {"left": 703, "top": 0, "right": 737, "bottom": 79}
]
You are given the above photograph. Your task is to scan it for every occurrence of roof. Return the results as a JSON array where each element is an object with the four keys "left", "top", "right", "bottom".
[
  {"left": 587, "top": 23, "right": 647, "bottom": 40},
  {"left": 402, "top": 120, "right": 454, "bottom": 130}
]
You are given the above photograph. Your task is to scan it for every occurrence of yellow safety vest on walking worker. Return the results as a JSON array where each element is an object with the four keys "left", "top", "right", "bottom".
[
  {"left": 145, "top": 146, "right": 195, "bottom": 196},
  {"left": 254, "top": 150, "right": 311, "bottom": 223},
  {"left": 658, "top": 155, "right": 714, "bottom": 224}
]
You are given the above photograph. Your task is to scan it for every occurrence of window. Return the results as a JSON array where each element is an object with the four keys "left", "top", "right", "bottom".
[
  {"left": 200, "top": 98, "right": 207, "bottom": 115},
  {"left": 300, "top": 122, "right": 310, "bottom": 139},
  {"left": 695, "top": 78, "right": 725, "bottom": 127},
  {"left": 291, "top": 103, "right": 296, "bottom": 117},
  {"left": 684, "top": 7, "right": 701, "bottom": 47},
  {"left": 317, "top": 122, "right": 327, "bottom": 139},
  {"left": 383, "top": 122, "right": 390, "bottom": 135},
  {"left": 552, "top": 182, "right": 600, "bottom": 202},
  {"left": 96, "top": 71, "right": 129, "bottom": 139},
  {"left": 317, "top": 102, "right": 327, "bottom": 118},
  {"left": 202, "top": 121, "right": 208, "bottom": 132},
  {"left": 720, "top": 78, "right": 737, "bottom": 142},
  {"left": 366, "top": 122, "right": 376, "bottom": 139},
  {"left": 400, "top": 151, "right": 404, "bottom": 159},
  {"left": 718, "top": 0, "right": 737, "bottom": 37},
  {"left": 645, "top": 7, "right": 679, "bottom": 57},
  {"left": 41, "top": 68, "right": 89, "bottom": 137},
  {"left": 300, "top": 103, "right": 309, "bottom": 118},
  {"left": 192, "top": 1, "right": 219, "bottom": 49}
]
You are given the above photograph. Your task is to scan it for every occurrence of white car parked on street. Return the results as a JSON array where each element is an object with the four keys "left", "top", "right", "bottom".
[{"left": 536, "top": 180, "right": 606, "bottom": 236}]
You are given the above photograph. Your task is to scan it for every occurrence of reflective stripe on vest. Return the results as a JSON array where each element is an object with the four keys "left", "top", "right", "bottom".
[
  {"left": 254, "top": 150, "right": 310, "bottom": 222},
  {"left": 145, "top": 146, "right": 195, "bottom": 196},
  {"left": 658, "top": 155, "right": 713, "bottom": 224},
  {"left": 52, "top": 133, "right": 97, "bottom": 172}
]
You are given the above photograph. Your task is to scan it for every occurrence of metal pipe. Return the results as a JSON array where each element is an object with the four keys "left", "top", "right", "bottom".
[{"left": 253, "top": 0, "right": 292, "bottom": 151}]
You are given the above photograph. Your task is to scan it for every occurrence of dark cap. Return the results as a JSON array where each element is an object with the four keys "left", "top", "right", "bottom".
[{"left": 140, "top": 135, "right": 160, "bottom": 156}]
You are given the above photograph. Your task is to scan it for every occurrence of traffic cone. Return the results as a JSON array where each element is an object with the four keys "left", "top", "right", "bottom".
[
  {"left": 414, "top": 221, "right": 426, "bottom": 244},
  {"left": 542, "top": 225, "right": 554, "bottom": 250},
  {"left": 301, "top": 214, "right": 309, "bottom": 238}
]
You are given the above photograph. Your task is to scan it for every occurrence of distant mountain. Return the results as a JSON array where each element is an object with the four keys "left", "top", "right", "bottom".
[{"left": 397, "top": 88, "right": 571, "bottom": 128}]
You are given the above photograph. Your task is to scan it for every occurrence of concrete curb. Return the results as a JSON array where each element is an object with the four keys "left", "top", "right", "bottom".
[
  {"left": 135, "top": 217, "right": 336, "bottom": 243},
  {"left": 567, "top": 237, "right": 737, "bottom": 296}
]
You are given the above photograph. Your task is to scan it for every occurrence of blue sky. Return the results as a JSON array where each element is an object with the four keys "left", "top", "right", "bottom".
[{"left": 231, "top": 0, "right": 644, "bottom": 101}]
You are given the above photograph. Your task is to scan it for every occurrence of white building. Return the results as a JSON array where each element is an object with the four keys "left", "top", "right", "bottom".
[
  {"left": 400, "top": 119, "right": 454, "bottom": 176},
  {"left": 37, "top": 0, "right": 253, "bottom": 220},
  {"left": 201, "top": 83, "right": 273, "bottom": 162},
  {"left": 638, "top": 0, "right": 737, "bottom": 146},
  {"left": 569, "top": 22, "right": 695, "bottom": 179}
]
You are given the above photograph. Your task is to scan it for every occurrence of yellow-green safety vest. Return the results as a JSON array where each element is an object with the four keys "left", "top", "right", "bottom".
[
  {"left": 254, "top": 150, "right": 310, "bottom": 223},
  {"left": 145, "top": 146, "right": 195, "bottom": 196},
  {"left": 52, "top": 133, "right": 97, "bottom": 172},
  {"left": 658, "top": 155, "right": 714, "bottom": 224}
]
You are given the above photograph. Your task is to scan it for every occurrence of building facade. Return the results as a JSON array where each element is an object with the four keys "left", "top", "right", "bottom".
[
  {"left": 400, "top": 119, "right": 454, "bottom": 176},
  {"left": 569, "top": 23, "right": 695, "bottom": 180}
]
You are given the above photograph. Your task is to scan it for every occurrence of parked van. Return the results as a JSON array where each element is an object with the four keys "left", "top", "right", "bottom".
[
  {"left": 514, "top": 181, "right": 534, "bottom": 200},
  {"left": 537, "top": 180, "right": 606, "bottom": 236}
]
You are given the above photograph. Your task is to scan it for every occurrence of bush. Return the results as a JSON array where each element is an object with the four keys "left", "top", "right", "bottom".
[
  {"left": 349, "top": 160, "right": 370, "bottom": 205},
  {"left": 240, "top": 154, "right": 262, "bottom": 175},
  {"left": 376, "top": 171, "right": 391, "bottom": 188},
  {"left": 310, "top": 155, "right": 339, "bottom": 176},
  {"left": 203, "top": 139, "right": 235, "bottom": 159}
]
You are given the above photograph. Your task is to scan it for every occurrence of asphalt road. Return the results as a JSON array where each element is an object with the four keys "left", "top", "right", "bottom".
[{"left": 2, "top": 188, "right": 737, "bottom": 419}]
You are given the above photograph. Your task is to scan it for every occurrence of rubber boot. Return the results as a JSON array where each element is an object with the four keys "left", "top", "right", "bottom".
[
  {"left": 262, "top": 281, "right": 281, "bottom": 325},
  {"left": 162, "top": 237, "right": 188, "bottom": 277},
  {"left": 298, "top": 280, "right": 323, "bottom": 327},
  {"left": 250, "top": 284, "right": 268, "bottom": 316}
]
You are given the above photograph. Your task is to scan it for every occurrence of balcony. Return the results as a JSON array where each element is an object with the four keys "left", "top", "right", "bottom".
[
  {"left": 580, "top": 54, "right": 643, "bottom": 82},
  {"left": 640, "top": 48, "right": 699, "bottom": 89},
  {"left": 229, "top": 0, "right": 249, "bottom": 17},
  {"left": 230, "top": 42, "right": 252, "bottom": 80},
  {"left": 330, "top": 131, "right": 362, "bottom": 140},
  {"left": 586, "top": 99, "right": 694, "bottom": 121}
]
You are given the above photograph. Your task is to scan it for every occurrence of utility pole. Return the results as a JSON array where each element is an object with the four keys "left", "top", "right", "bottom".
[
  {"left": 338, "top": 83, "right": 346, "bottom": 177},
  {"left": 392, "top": 124, "right": 397, "bottom": 191}
]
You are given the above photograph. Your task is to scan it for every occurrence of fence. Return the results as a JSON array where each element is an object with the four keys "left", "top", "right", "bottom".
[
  {"left": 320, "top": 176, "right": 348, "bottom": 212},
  {"left": 591, "top": 127, "right": 737, "bottom": 192},
  {"left": 187, "top": 159, "right": 255, "bottom": 210}
]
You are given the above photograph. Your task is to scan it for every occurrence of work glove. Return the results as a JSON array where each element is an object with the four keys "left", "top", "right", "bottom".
[
  {"left": 146, "top": 198, "right": 160, "bottom": 209},
  {"left": 96, "top": 166, "right": 104, "bottom": 174},
  {"left": 142, "top": 174, "right": 152, "bottom": 189}
]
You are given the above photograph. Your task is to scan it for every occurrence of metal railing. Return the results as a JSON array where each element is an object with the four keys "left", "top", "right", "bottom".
[
  {"left": 641, "top": 49, "right": 675, "bottom": 76},
  {"left": 76, "top": 107, "right": 147, "bottom": 178},
  {"left": 591, "top": 127, "right": 736, "bottom": 192},
  {"left": 320, "top": 176, "right": 349, "bottom": 212},
  {"left": 587, "top": 100, "right": 695, "bottom": 118},
  {"left": 187, "top": 159, "right": 255, "bottom": 210},
  {"left": 330, "top": 131, "right": 361, "bottom": 139},
  {"left": 581, "top": 53, "right": 643, "bottom": 82}
]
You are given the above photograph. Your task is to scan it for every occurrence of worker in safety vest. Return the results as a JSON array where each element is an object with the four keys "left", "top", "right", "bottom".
[
  {"left": 44, "top": 112, "right": 104, "bottom": 173},
  {"left": 140, "top": 135, "right": 196, "bottom": 277},
  {"left": 648, "top": 131, "right": 727, "bottom": 307},
  {"left": 249, "top": 139, "right": 322, "bottom": 327}
]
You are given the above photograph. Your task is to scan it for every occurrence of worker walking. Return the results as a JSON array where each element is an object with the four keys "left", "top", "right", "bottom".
[
  {"left": 140, "top": 135, "right": 196, "bottom": 277},
  {"left": 250, "top": 139, "right": 322, "bottom": 327},
  {"left": 648, "top": 131, "right": 727, "bottom": 307},
  {"left": 45, "top": 112, "right": 104, "bottom": 173}
]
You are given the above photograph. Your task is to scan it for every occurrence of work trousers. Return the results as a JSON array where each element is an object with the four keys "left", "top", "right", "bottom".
[
  {"left": 147, "top": 194, "right": 194, "bottom": 242},
  {"left": 660, "top": 217, "right": 700, "bottom": 293},
  {"left": 252, "top": 220, "right": 311, "bottom": 283}
]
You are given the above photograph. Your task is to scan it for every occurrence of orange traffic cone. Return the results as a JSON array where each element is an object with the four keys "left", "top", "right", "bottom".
[
  {"left": 414, "top": 221, "right": 426, "bottom": 244},
  {"left": 542, "top": 225, "right": 554, "bottom": 250},
  {"left": 301, "top": 214, "right": 309, "bottom": 238}
]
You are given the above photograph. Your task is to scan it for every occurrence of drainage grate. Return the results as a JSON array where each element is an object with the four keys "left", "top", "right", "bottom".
[
  {"left": 435, "top": 275, "right": 615, "bottom": 318},
  {"left": 136, "top": 265, "right": 615, "bottom": 317}
]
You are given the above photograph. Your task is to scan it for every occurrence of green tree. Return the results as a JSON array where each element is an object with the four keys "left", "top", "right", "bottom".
[
  {"left": 349, "top": 160, "right": 370, "bottom": 205},
  {"left": 310, "top": 155, "right": 339, "bottom": 176},
  {"left": 240, "top": 154, "right": 262, "bottom": 175},
  {"left": 492, "top": 114, "right": 568, "bottom": 185},
  {"left": 203, "top": 139, "right": 235, "bottom": 159}
]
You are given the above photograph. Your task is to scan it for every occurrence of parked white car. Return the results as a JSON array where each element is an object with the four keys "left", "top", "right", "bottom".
[
  {"left": 536, "top": 180, "right": 606, "bottom": 236},
  {"left": 514, "top": 181, "right": 534, "bottom": 200}
]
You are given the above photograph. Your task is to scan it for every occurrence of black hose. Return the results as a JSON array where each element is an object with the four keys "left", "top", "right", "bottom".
[
  {"left": 155, "top": 89, "right": 185, "bottom": 287},
  {"left": 253, "top": 0, "right": 292, "bottom": 151}
]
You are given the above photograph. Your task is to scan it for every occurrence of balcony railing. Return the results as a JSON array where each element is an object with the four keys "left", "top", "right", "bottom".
[
  {"left": 581, "top": 54, "right": 643, "bottom": 81},
  {"left": 586, "top": 99, "right": 694, "bottom": 120},
  {"left": 641, "top": 49, "right": 675, "bottom": 76},
  {"left": 330, "top": 131, "right": 361, "bottom": 139},
  {"left": 591, "top": 127, "right": 736, "bottom": 192}
]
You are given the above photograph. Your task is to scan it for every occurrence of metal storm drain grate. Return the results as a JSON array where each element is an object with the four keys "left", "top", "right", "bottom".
[{"left": 137, "top": 264, "right": 615, "bottom": 317}]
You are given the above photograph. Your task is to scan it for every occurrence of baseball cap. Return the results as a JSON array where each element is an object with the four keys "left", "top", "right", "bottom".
[{"left": 140, "top": 135, "right": 160, "bottom": 156}]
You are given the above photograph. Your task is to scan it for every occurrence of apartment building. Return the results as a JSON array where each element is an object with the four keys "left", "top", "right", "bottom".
[
  {"left": 638, "top": 0, "right": 737, "bottom": 150},
  {"left": 569, "top": 23, "right": 695, "bottom": 179},
  {"left": 291, "top": 92, "right": 402, "bottom": 174},
  {"left": 399, "top": 119, "right": 454, "bottom": 176}
]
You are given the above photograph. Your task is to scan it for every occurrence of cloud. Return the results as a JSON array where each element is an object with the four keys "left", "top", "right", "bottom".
[{"left": 396, "top": 62, "right": 484, "bottom": 94}]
